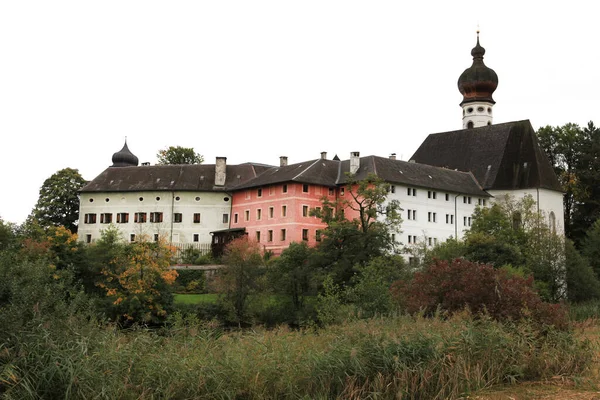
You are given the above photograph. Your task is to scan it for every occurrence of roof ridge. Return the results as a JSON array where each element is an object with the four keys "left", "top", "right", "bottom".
[{"left": 292, "top": 159, "right": 320, "bottom": 181}]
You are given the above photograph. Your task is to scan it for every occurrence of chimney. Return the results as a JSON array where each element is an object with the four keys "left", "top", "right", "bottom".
[
  {"left": 320, "top": 152, "right": 327, "bottom": 160},
  {"left": 280, "top": 156, "right": 288, "bottom": 167},
  {"left": 215, "top": 157, "right": 227, "bottom": 186},
  {"left": 350, "top": 151, "right": 360, "bottom": 174},
  {"left": 389, "top": 153, "right": 397, "bottom": 160}
]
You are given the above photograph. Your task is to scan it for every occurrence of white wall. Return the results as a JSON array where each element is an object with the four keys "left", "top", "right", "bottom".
[
  {"left": 488, "top": 188, "right": 565, "bottom": 234},
  {"left": 385, "top": 184, "right": 488, "bottom": 254},
  {"left": 78, "top": 191, "right": 232, "bottom": 244}
]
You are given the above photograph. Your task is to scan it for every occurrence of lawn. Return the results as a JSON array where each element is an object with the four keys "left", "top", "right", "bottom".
[{"left": 174, "top": 293, "right": 218, "bottom": 304}]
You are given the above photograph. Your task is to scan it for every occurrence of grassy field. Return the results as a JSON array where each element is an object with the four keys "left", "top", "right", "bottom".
[{"left": 173, "top": 293, "right": 218, "bottom": 304}]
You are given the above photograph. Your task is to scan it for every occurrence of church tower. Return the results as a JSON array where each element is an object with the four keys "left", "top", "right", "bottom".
[{"left": 458, "top": 32, "right": 498, "bottom": 129}]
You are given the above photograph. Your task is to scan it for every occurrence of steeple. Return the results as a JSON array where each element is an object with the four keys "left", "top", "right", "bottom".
[
  {"left": 111, "top": 139, "right": 139, "bottom": 167},
  {"left": 458, "top": 31, "right": 498, "bottom": 129}
]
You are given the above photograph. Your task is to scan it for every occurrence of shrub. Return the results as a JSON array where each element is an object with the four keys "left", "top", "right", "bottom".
[
  {"left": 174, "top": 269, "right": 206, "bottom": 293},
  {"left": 392, "top": 258, "right": 568, "bottom": 328}
]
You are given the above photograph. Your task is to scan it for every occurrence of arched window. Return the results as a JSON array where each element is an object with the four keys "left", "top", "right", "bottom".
[
  {"left": 467, "top": 121, "right": 474, "bottom": 129},
  {"left": 549, "top": 211, "right": 556, "bottom": 233},
  {"left": 512, "top": 211, "right": 522, "bottom": 230}
]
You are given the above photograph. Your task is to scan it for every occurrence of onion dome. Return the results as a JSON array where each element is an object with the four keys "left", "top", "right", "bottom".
[
  {"left": 458, "top": 32, "right": 498, "bottom": 106},
  {"left": 111, "top": 141, "right": 139, "bottom": 167}
]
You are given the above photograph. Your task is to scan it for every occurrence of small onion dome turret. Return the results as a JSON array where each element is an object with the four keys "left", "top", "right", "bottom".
[
  {"left": 111, "top": 141, "right": 139, "bottom": 167},
  {"left": 458, "top": 33, "right": 498, "bottom": 106}
]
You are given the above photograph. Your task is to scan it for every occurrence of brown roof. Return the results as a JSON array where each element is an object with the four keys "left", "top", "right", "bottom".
[
  {"left": 80, "top": 163, "right": 273, "bottom": 193},
  {"left": 232, "top": 159, "right": 341, "bottom": 190},
  {"left": 234, "top": 155, "right": 489, "bottom": 197},
  {"left": 337, "top": 156, "right": 490, "bottom": 197},
  {"left": 410, "top": 120, "right": 562, "bottom": 192}
]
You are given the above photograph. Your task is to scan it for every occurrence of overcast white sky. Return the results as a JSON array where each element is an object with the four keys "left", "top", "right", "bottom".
[{"left": 1, "top": 1, "right": 599, "bottom": 225}]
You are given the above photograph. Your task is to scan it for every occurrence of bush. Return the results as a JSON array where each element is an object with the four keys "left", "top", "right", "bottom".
[
  {"left": 173, "top": 269, "right": 206, "bottom": 293},
  {"left": 392, "top": 258, "right": 568, "bottom": 328}
]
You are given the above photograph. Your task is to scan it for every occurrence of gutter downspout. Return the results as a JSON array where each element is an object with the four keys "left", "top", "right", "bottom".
[
  {"left": 170, "top": 192, "right": 175, "bottom": 244},
  {"left": 454, "top": 194, "right": 460, "bottom": 239}
]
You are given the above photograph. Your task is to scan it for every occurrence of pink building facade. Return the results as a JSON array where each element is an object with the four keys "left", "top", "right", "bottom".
[{"left": 230, "top": 182, "right": 337, "bottom": 254}]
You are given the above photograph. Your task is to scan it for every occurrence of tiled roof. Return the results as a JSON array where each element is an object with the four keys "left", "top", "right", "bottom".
[
  {"left": 80, "top": 163, "right": 273, "bottom": 192},
  {"left": 410, "top": 120, "right": 562, "bottom": 192},
  {"left": 232, "top": 159, "right": 341, "bottom": 190},
  {"left": 337, "top": 156, "right": 490, "bottom": 197}
]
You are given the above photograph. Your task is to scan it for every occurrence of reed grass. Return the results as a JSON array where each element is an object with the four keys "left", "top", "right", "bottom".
[{"left": 1, "top": 311, "right": 593, "bottom": 399}]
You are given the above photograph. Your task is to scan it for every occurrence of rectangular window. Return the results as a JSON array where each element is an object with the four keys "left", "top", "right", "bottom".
[
  {"left": 257, "top": 188, "right": 262, "bottom": 197},
  {"left": 340, "top": 187, "right": 345, "bottom": 196},
  {"left": 468, "top": 196, "right": 472, "bottom": 204},
  {"left": 100, "top": 213, "right": 112, "bottom": 224},
  {"left": 153, "top": 234, "right": 159, "bottom": 242},
  {"left": 193, "top": 234, "right": 199, "bottom": 242},
  {"left": 407, "top": 188, "right": 416, "bottom": 196},
  {"left": 428, "top": 212, "right": 431, "bottom": 222},
  {"left": 245, "top": 190, "right": 251, "bottom": 200},
  {"left": 407, "top": 187, "right": 411, "bottom": 195},
  {"left": 234, "top": 213, "right": 239, "bottom": 223},
  {"left": 116, "top": 213, "right": 129, "bottom": 224},
  {"left": 302, "top": 229, "right": 309, "bottom": 241},
  {"left": 483, "top": 199, "right": 487, "bottom": 206},
  {"left": 193, "top": 213, "right": 201, "bottom": 224},
  {"left": 427, "top": 191, "right": 436, "bottom": 199},
  {"left": 428, "top": 237, "right": 432, "bottom": 246},
  {"left": 408, "top": 210, "right": 412, "bottom": 220},
  {"left": 222, "top": 213, "right": 229, "bottom": 224},
  {"left": 84, "top": 213, "right": 97, "bottom": 224},
  {"left": 445, "top": 193, "right": 450, "bottom": 201},
  {"left": 269, "top": 186, "right": 274, "bottom": 195},
  {"left": 174, "top": 213, "right": 183, "bottom": 223},
  {"left": 434, "top": 238, "right": 438, "bottom": 245},
  {"left": 446, "top": 214, "right": 454, "bottom": 224},
  {"left": 328, "top": 187, "right": 335, "bottom": 196},
  {"left": 390, "top": 185, "right": 396, "bottom": 194},
  {"left": 280, "top": 229, "right": 286, "bottom": 241},
  {"left": 150, "top": 212, "right": 163, "bottom": 223},
  {"left": 130, "top": 234, "right": 135, "bottom": 242},
  {"left": 302, "top": 184, "right": 309, "bottom": 193},
  {"left": 282, "top": 205, "right": 287, "bottom": 217},
  {"left": 86, "top": 234, "right": 92, "bottom": 243},
  {"left": 428, "top": 191, "right": 431, "bottom": 198},
  {"left": 256, "top": 209, "right": 262, "bottom": 220},
  {"left": 282, "top": 184, "right": 288, "bottom": 193},
  {"left": 302, "top": 205, "right": 309, "bottom": 217},
  {"left": 463, "top": 196, "right": 467, "bottom": 204},
  {"left": 391, "top": 233, "right": 395, "bottom": 242},
  {"left": 428, "top": 212, "right": 436, "bottom": 222},
  {"left": 315, "top": 206, "right": 321, "bottom": 217},
  {"left": 268, "top": 230, "right": 273, "bottom": 242},
  {"left": 269, "top": 207, "right": 274, "bottom": 218},
  {"left": 245, "top": 210, "right": 250, "bottom": 221},
  {"left": 134, "top": 212, "right": 147, "bottom": 223},
  {"left": 256, "top": 231, "right": 261, "bottom": 242},
  {"left": 408, "top": 210, "right": 417, "bottom": 220},
  {"left": 316, "top": 230, "right": 322, "bottom": 242}
]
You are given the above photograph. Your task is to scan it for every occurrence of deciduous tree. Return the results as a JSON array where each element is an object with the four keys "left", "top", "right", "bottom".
[
  {"left": 32, "top": 168, "right": 86, "bottom": 233},
  {"left": 156, "top": 146, "right": 204, "bottom": 165}
]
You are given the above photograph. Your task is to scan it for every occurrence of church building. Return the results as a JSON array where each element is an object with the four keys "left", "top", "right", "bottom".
[{"left": 77, "top": 34, "right": 563, "bottom": 257}]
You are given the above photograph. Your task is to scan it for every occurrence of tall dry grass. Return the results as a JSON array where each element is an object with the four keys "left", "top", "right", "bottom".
[{"left": 1, "top": 311, "right": 593, "bottom": 399}]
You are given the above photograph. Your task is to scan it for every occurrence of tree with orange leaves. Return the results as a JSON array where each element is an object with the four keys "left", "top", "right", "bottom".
[{"left": 95, "top": 227, "right": 178, "bottom": 325}]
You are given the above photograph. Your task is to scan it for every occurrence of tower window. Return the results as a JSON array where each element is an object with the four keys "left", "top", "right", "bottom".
[
  {"left": 487, "top": 121, "right": 492, "bottom": 126},
  {"left": 477, "top": 106, "right": 484, "bottom": 112},
  {"left": 467, "top": 121, "right": 474, "bottom": 129},
  {"left": 487, "top": 107, "right": 492, "bottom": 113},
  {"left": 467, "top": 107, "right": 473, "bottom": 113}
]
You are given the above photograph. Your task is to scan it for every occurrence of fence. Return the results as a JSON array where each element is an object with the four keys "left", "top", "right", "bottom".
[{"left": 172, "top": 242, "right": 212, "bottom": 263}]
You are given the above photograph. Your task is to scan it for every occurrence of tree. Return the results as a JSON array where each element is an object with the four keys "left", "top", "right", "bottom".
[
  {"left": 311, "top": 174, "right": 402, "bottom": 285},
  {"left": 95, "top": 228, "right": 178, "bottom": 325},
  {"left": 268, "top": 242, "right": 316, "bottom": 315},
  {"left": 156, "top": 146, "right": 204, "bottom": 165},
  {"left": 581, "top": 218, "right": 600, "bottom": 280},
  {"left": 216, "top": 237, "right": 265, "bottom": 324},
  {"left": 0, "top": 217, "right": 17, "bottom": 251},
  {"left": 565, "top": 239, "right": 600, "bottom": 302},
  {"left": 32, "top": 168, "right": 86, "bottom": 233}
]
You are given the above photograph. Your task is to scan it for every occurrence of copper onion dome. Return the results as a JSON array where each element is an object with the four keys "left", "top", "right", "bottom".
[
  {"left": 458, "top": 32, "right": 498, "bottom": 106},
  {"left": 111, "top": 141, "right": 139, "bottom": 167}
]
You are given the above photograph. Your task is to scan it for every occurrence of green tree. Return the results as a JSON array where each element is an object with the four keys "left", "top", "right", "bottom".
[
  {"left": 311, "top": 174, "right": 402, "bottom": 285},
  {"left": 268, "top": 242, "right": 316, "bottom": 314},
  {"left": 581, "top": 218, "right": 600, "bottom": 280},
  {"left": 0, "top": 217, "right": 17, "bottom": 251},
  {"left": 565, "top": 239, "right": 600, "bottom": 302},
  {"left": 572, "top": 122, "right": 600, "bottom": 242},
  {"left": 156, "top": 146, "right": 204, "bottom": 165},
  {"left": 216, "top": 237, "right": 265, "bottom": 325},
  {"left": 32, "top": 168, "right": 86, "bottom": 233}
]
